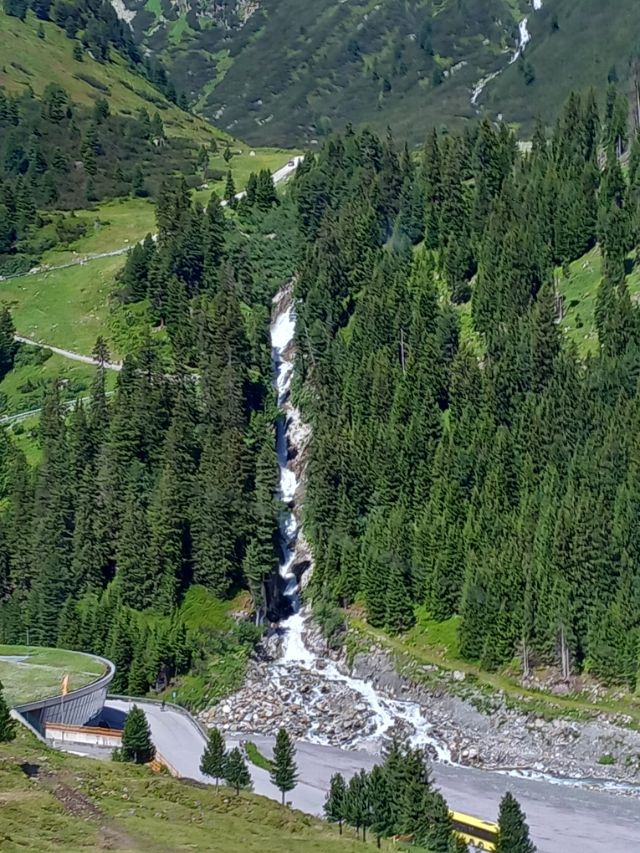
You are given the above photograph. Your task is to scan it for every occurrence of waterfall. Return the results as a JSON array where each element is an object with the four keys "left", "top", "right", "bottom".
[
  {"left": 470, "top": 0, "right": 540, "bottom": 108},
  {"left": 270, "top": 283, "right": 315, "bottom": 666},
  {"left": 268, "top": 282, "right": 452, "bottom": 759}
]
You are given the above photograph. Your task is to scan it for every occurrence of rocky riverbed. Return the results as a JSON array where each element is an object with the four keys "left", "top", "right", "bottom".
[
  {"left": 200, "top": 615, "right": 640, "bottom": 790},
  {"left": 201, "top": 277, "right": 640, "bottom": 795}
]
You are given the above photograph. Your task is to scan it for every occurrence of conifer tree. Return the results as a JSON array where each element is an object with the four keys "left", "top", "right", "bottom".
[
  {"left": 200, "top": 727, "right": 226, "bottom": 787},
  {"left": 120, "top": 705, "right": 154, "bottom": 764},
  {"left": 270, "top": 727, "right": 298, "bottom": 805},
  {"left": 0, "top": 308, "right": 16, "bottom": 380},
  {"left": 345, "top": 769, "right": 367, "bottom": 840},
  {"left": 224, "top": 747, "right": 252, "bottom": 794},
  {"left": 368, "top": 764, "right": 392, "bottom": 848},
  {"left": 414, "top": 789, "right": 453, "bottom": 853},
  {"left": 324, "top": 772, "right": 347, "bottom": 835},
  {"left": 0, "top": 680, "right": 15, "bottom": 742},
  {"left": 496, "top": 792, "right": 536, "bottom": 853},
  {"left": 225, "top": 170, "right": 237, "bottom": 207}
]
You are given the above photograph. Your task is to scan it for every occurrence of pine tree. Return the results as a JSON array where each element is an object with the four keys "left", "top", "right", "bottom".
[
  {"left": 324, "top": 772, "right": 347, "bottom": 834},
  {"left": 0, "top": 680, "right": 15, "bottom": 742},
  {"left": 225, "top": 171, "right": 237, "bottom": 207},
  {"left": 414, "top": 789, "right": 453, "bottom": 853},
  {"left": 496, "top": 792, "right": 536, "bottom": 853},
  {"left": 345, "top": 769, "right": 367, "bottom": 840},
  {"left": 0, "top": 308, "right": 16, "bottom": 380},
  {"left": 120, "top": 705, "right": 154, "bottom": 764},
  {"left": 200, "top": 727, "right": 226, "bottom": 787},
  {"left": 385, "top": 560, "right": 415, "bottom": 633},
  {"left": 368, "top": 764, "right": 392, "bottom": 848},
  {"left": 270, "top": 727, "right": 298, "bottom": 805},
  {"left": 224, "top": 747, "right": 252, "bottom": 794}
]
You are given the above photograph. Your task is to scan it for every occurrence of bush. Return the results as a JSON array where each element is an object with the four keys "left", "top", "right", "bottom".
[
  {"left": 313, "top": 598, "right": 346, "bottom": 650},
  {"left": 73, "top": 73, "right": 111, "bottom": 93}
]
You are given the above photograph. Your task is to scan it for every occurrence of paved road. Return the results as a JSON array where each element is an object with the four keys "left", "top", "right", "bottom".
[
  {"left": 105, "top": 700, "right": 640, "bottom": 853},
  {"left": 1, "top": 157, "right": 303, "bottom": 284},
  {"left": 15, "top": 336, "right": 123, "bottom": 371}
]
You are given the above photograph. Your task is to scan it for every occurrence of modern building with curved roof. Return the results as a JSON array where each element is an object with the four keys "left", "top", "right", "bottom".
[{"left": 5, "top": 649, "right": 115, "bottom": 735}]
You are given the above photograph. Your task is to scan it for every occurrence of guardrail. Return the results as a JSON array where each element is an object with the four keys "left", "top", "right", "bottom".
[{"left": 107, "top": 694, "right": 209, "bottom": 741}]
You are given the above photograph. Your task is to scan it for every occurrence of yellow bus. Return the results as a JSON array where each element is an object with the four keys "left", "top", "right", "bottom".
[{"left": 450, "top": 810, "right": 499, "bottom": 851}]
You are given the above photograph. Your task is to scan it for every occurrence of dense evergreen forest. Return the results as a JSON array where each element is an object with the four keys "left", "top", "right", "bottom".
[
  {"left": 294, "top": 86, "right": 640, "bottom": 689},
  {"left": 0, "top": 180, "right": 294, "bottom": 695},
  {"left": 0, "top": 82, "right": 207, "bottom": 274},
  {"left": 1, "top": 78, "right": 640, "bottom": 701}
]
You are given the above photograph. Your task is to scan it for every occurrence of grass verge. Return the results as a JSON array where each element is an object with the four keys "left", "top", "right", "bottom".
[
  {"left": 0, "top": 730, "right": 371, "bottom": 853},
  {"left": 0, "top": 645, "right": 105, "bottom": 706},
  {"left": 349, "top": 607, "right": 640, "bottom": 729},
  {"left": 245, "top": 742, "right": 274, "bottom": 772}
]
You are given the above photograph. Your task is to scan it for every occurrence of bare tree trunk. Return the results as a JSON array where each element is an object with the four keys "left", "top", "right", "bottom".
[
  {"left": 522, "top": 634, "right": 531, "bottom": 679},
  {"left": 559, "top": 625, "right": 570, "bottom": 681}
]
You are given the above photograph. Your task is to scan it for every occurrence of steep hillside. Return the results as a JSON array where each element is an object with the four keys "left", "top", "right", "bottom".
[
  {"left": 486, "top": 0, "right": 640, "bottom": 130},
  {"left": 0, "top": 7, "right": 209, "bottom": 142},
  {"left": 120, "top": 0, "right": 640, "bottom": 145},
  {"left": 0, "top": 732, "right": 367, "bottom": 853}
]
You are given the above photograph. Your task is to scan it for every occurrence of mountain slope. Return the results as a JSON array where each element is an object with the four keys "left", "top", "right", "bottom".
[
  {"left": 0, "top": 732, "right": 366, "bottom": 853},
  {"left": 0, "top": 9, "right": 211, "bottom": 143},
  {"left": 486, "top": 0, "right": 640, "bottom": 129},
  {"left": 121, "top": 0, "right": 640, "bottom": 145}
]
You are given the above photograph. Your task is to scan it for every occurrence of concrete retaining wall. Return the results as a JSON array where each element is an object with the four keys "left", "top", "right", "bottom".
[
  {"left": 15, "top": 653, "right": 115, "bottom": 735},
  {"left": 46, "top": 723, "right": 122, "bottom": 748}
]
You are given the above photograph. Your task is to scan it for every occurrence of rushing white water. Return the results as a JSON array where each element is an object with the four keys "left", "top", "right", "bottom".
[
  {"left": 511, "top": 18, "right": 531, "bottom": 64},
  {"left": 265, "top": 286, "right": 640, "bottom": 796},
  {"left": 470, "top": 2, "right": 539, "bottom": 108},
  {"left": 269, "top": 285, "right": 452, "bottom": 760}
]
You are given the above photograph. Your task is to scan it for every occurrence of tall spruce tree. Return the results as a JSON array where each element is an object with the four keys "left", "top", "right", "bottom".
[
  {"left": 324, "top": 772, "right": 347, "bottom": 835},
  {"left": 270, "top": 727, "right": 298, "bottom": 805},
  {"left": 496, "top": 792, "right": 536, "bottom": 853},
  {"left": 120, "top": 705, "right": 154, "bottom": 764},
  {"left": 200, "top": 727, "right": 226, "bottom": 787},
  {"left": 0, "top": 680, "right": 15, "bottom": 742},
  {"left": 224, "top": 747, "right": 252, "bottom": 795}
]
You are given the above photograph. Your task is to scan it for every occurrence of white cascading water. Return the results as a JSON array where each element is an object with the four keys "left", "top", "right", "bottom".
[
  {"left": 270, "top": 283, "right": 451, "bottom": 761},
  {"left": 471, "top": 1, "right": 540, "bottom": 108},
  {"left": 268, "top": 284, "right": 640, "bottom": 795}
]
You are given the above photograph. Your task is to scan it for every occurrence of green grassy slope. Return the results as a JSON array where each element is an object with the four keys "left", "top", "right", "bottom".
[
  {"left": 0, "top": 645, "right": 105, "bottom": 705},
  {"left": 0, "top": 8, "right": 228, "bottom": 147},
  {"left": 349, "top": 610, "right": 640, "bottom": 731},
  {"left": 0, "top": 348, "right": 117, "bottom": 417},
  {"left": 486, "top": 0, "right": 639, "bottom": 133},
  {"left": 558, "top": 247, "right": 640, "bottom": 357},
  {"left": 124, "top": 0, "right": 639, "bottom": 146},
  {"left": 0, "top": 732, "right": 372, "bottom": 853}
]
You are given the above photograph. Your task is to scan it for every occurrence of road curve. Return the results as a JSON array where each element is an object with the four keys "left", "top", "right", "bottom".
[
  {"left": 15, "top": 336, "right": 123, "bottom": 371},
  {"left": 105, "top": 700, "right": 640, "bottom": 853},
  {"left": 104, "top": 698, "right": 296, "bottom": 804}
]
